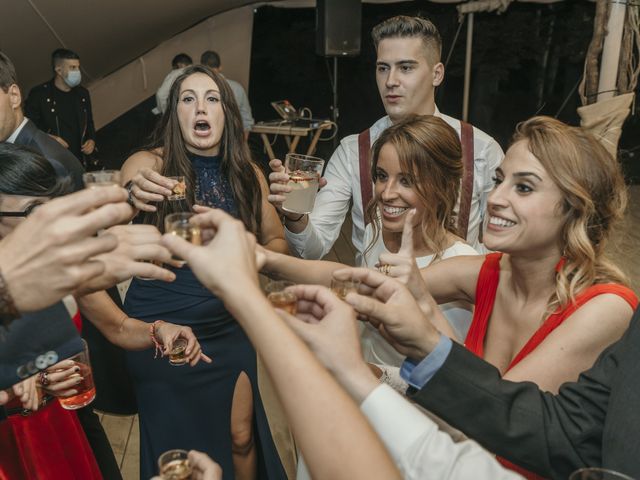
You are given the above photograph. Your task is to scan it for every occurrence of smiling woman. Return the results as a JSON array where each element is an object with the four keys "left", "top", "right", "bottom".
[
  {"left": 415, "top": 116, "right": 637, "bottom": 479},
  {"left": 118, "top": 65, "right": 287, "bottom": 480}
]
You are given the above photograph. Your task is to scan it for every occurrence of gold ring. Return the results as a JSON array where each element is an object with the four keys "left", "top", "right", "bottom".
[{"left": 378, "top": 264, "right": 391, "bottom": 275}]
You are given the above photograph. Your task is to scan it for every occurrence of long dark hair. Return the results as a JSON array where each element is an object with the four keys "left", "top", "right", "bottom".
[
  {"left": 144, "top": 65, "right": 262, "bottom": 234},
  {"left": 0, "top": 143, "right": 72, "bottom": 197}
]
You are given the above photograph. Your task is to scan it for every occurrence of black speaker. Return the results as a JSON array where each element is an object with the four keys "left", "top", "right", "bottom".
[{"left": 316, "top": 0, "right": 361, "bottom": 57}]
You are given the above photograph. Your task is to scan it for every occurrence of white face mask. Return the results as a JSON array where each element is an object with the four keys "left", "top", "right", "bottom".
[{"left": 64, "top": 70, "right": 81, "bottom": 88}]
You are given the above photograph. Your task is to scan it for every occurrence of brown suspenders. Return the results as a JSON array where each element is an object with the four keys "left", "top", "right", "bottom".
[
  {"left": 358, "top": 129, "right": 373, "bottom": 226},
  {"left": 358, "top": 120, "right": 475, "bottom": 237},
  {"left": 458, "top": 121, "right": 475, "bottom": 240}
]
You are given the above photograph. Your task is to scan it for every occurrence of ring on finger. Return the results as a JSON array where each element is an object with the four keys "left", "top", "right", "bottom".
[
  {"left": 378, "top": 264, "right": 391, "bottom": 276},
  {"left": 39, "top": 371, "right": 50, "bottom": 387}
]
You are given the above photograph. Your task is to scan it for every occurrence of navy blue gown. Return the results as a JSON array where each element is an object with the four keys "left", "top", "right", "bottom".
[{"left": 124, "top": 153, "right": 285, "bottom": 479}]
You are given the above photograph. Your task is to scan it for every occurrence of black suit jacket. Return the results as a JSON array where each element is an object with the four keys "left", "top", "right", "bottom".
[
  {"left": 0, "top": 302, "right": 83, "bottom": 391},
  {"left": 14, "top": 119, "right": 85, "bottom": 191},
  {"left": 411, "top": 308, "right": 640, "bottom": 479}
]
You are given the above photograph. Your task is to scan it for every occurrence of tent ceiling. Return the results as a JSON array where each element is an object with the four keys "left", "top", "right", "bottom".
[
  {"left": 3, "top": 0, "right": 572, "bottom": 93},
  {"left": 1, "top": 0, "right": 260, "bottom": 91}
]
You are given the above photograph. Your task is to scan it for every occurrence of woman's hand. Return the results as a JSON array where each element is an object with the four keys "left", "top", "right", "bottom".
[
  {"left": 39, "top": 359, "right": 84, "bottom": 398},
  {"left": 14, "top": 376, "right": 40, "bottom": 411},
  {"left": 127, "top": 167, "right": 178, "bottom": 213},
  {"left": 155, "top": 321, "right": 213, "bottom": 366},
  {"left": 377, "top": 209, "right": 431, "bottom": 306}
]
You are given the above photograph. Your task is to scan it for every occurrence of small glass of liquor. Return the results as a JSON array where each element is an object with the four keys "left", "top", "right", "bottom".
[
  {"left": 330, "top": 278, "right": 361, "bottom": 301},
  {"left": 169, "top": 338, "right": 189, "bottom": 366},
  {"left": 167, "top": 176, "right": 186, "bottom": 201},
  {"left": 158, "top": 449, "right": 192, "bottom": 480},
  {"left": 164, "top": 212, "right": 202, "bottom": 267},
  {"left": 59, "top": 340, "right": 96, "bottom": 410},
  {"left": 82, "top": 170, "right": 122, "bottom": 188},
  {"left": 264, "top": 280, "right": 298, "bottom": 315}
]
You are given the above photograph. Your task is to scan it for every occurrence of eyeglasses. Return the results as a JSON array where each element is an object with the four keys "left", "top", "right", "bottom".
[{"left": 0, "top": 203, "right": 43, "bottom": 218}]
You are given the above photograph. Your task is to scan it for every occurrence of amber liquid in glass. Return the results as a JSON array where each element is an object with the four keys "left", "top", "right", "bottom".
[
  {"left": 59, "top": 364, "right": 96, "bottom": 410},
  {"left": 160, "top": 459, "right": 192, "bottom": 480},
  {"left": 267, "top": 292, "right": 297, "bottom": 315},
  {"left": 168, "top": 226, "right": 201, "bottom": 265},
  {"left": 169, "top": 343, "right": 188, "bottom": 366}
]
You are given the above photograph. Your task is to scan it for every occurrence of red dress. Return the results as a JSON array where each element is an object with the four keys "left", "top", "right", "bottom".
[
  {"left": 0, "top": 308, "right": 102, "bottom": 479},
  {"left": 465, "top": 253, "right": 638, "bottom": 480}
]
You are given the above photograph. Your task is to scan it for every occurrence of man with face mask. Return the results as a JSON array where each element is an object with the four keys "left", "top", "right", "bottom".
[{"left": 25, "top": 48, "right": 96, "bottom": 163}]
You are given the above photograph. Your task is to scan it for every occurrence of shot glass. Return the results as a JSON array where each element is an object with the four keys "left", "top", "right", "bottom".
[
  {"left": 167, "top": 176, "right": 186, "bottom": 201},
  {"left": 158, "top": 449, "right": 192, "bottom": 480},
  {"left": 282, "top": 154, "right": 324, "bottom": 215},
  {"left": 164, "top": 213, "right": 202, "bottom": 267},
  {"left": 83, "top": 170, "right": 121, "bottom": 188},
  {"left": 168, "top": 338, "right": 188, "bottom": 366},
  {"left": 569, "top": 468, "right": 636, "bottom": 480},
  {"left": 331, "top": 278, "right": 361, "bottom": 301},
  {"left": 265, "top": 280, "right": 297, "bottom": 315},
  {"left": 58, "top": 340, "right": 96, "bottom": 410}
]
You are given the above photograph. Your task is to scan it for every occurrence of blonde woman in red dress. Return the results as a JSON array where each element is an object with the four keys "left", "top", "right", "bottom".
[{"left": 383, "top": 116, "right": 637, "bottom": 479}]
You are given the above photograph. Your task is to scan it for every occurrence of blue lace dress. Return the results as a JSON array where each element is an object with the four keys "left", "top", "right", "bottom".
[{"left": 124, "top": 153, "right": 285, "bottom": 479}]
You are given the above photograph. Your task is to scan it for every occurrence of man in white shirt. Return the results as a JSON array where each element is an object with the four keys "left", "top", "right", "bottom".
[
  {"left": 155, "top": 53, "right": 193, "bottom": 114},
  {"left": 201, "top": 50, "right": 255, "bottom": 135},
  {"left": 270, "top": 16, "right": 504, "bottom": 262}
]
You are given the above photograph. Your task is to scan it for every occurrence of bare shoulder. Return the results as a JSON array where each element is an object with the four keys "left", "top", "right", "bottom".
[{"left": 568, "top": 292, "right": 635, "bottom": 331}]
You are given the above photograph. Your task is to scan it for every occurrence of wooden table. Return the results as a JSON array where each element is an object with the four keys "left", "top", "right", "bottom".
[{"left": 250, "top": 120, "right": 332, "bottom": 160}]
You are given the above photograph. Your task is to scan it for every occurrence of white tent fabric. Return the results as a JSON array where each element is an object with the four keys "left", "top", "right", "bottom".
[{"left": 1, "top": 0, "right": 587, "bottom": 129}]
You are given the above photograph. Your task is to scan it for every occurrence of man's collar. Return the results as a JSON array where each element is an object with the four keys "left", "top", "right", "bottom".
[{"left": 5, "top": 117, "right": 28, "bottom": 144}]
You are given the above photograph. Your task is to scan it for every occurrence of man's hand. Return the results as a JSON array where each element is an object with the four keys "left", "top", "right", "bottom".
[
  {"left": 0, "top": 187, "right": 132, "bottom": 312},
  {"left": 333, "top": 268, "right": 441, "bottom": 361},
  {"left": 267, "top": 158, "right": 326, "bottom": 223},
  {"left": 75, "top": 224, "right": 176, "bottom": 296},
  {"left": 278, "top": 284, "right": 379, "bottom": 403},
  {"left": 162, "top": 208, "right": 260, "bottom": 299},
  {"left": 81, "top": 139, "right": 96, "bottom": 155},
  {"left": 48, "top": 134, "right": 69, "bottom": 149}
]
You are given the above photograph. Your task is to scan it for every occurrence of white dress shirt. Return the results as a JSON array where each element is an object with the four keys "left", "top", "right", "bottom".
[
  {"left": 285, "top": 110, "right": 504, "bottom": 263},
  {"left": 360, "top": 384, "right": 524, "bottom": 480}
]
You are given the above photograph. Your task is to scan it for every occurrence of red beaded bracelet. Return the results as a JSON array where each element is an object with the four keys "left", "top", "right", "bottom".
[{"left": 150, "top": 320, "right": 164, "bottom": 358}]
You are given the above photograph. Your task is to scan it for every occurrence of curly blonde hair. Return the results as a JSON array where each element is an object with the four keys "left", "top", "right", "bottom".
[{"left": 512, "top": 116, "right": 629, "bottom": 311}]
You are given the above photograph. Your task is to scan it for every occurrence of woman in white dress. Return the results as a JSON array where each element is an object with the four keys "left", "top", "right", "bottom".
[{"left": 261, "top": 115, "right": 478, "bottom": 365}]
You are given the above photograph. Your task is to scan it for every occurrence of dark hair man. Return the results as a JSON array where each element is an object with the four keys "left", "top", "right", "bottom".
[
  {"left": 269, "top": 16, "right": 504, "bottom": 263},
  {"left": 155, "top": 52, "right": 194, "bottom": 114},
  {"left": 24, "top": 48, "right": 96, "bottom": 164}
]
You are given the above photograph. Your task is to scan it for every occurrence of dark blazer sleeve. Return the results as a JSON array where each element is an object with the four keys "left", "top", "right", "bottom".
[
  {"left": 409, "top": 311, "right": 637, "bottom": 480},
  {"left": 24, "top": 85, "right": 48, "bottom": 133}
]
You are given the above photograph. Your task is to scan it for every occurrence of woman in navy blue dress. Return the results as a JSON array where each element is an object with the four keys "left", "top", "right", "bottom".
[{"left": 121, "top": 65, "right": 288, "bottom": 480}]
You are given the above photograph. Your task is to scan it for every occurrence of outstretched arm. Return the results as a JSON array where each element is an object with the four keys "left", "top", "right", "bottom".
[{"left": 163, "top": 209, "right": 401, "bottom": 480}]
